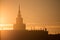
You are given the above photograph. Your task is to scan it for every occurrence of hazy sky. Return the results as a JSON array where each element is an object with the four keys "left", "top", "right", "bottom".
[{"left": 0, "top": 0, "right": 60, "bottom": 33}]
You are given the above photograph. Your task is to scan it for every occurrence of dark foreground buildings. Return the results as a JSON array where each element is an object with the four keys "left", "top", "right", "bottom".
[{"left": 0, "top": 5, "right": 60, "bottom": 40}]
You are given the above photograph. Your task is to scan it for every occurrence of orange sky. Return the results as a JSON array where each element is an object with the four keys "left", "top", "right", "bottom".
[{"left": 0, "top": 0, "right": 60, "bottom": 34}]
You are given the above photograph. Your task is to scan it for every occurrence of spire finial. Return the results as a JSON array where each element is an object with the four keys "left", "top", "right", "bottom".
[
  {"left": 17, "top": 3, "right": 21, "bottom": 17},
  {"left": 19, "top": 4, "right": 20, "bottom": 14}
]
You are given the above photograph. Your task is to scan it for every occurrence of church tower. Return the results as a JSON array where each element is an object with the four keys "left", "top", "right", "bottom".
[{"left": 13, "top": 4, "right": 25, "bottom": 30}]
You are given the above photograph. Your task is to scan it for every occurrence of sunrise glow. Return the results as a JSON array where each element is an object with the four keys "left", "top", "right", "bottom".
[{"left": 0, "top": 24, "right": 13, "bottom": 30}]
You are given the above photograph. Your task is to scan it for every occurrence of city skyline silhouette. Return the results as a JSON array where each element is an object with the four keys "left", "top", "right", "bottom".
[
  {"left": 0, "top": 0, "right": 60, "bottom": 34},
  {"left": 0, "top": 0, "right": 60, "bottom": 40}
]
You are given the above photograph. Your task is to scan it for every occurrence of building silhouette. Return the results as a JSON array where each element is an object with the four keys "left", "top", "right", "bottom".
[
  {"left": 0, "top": 4, "right": 48, "bottom": 40},
  {"left": 11, "top": 4, "right": 48, "bottom": 40},
  {"left": 0, "top": 2, "right": 59, "bottom": 40},
  {"left": 13, "top": 4, "right": 25, "bottom": 30},
  {"left": 2, "top": 4, "right": 60, "bottom": 40}
]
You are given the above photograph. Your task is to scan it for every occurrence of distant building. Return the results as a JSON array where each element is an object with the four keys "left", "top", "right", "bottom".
[
  {"left": 1, "top": 4, "right": 49, "bottom": 40},
  {"left": 13, "top": 5, "right": 25, "bottom": 30}
]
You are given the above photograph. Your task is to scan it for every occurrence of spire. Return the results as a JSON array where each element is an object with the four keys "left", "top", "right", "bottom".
[
  {"left": 17, "top": 4, "right": 21, "bottom": 17},
  {"left": 13, "top": 3, "right": 26, "bottom": 30},
  {"left": 16, "top": 3, "right": 23, "bottom": 24},
  {"left": 19, "top": 4, "right": 20, "bottom": 13}
]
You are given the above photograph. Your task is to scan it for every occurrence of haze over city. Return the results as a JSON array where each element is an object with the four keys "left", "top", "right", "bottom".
[{"left": 0, "top": 0, "right": 60, "bottom": 34}]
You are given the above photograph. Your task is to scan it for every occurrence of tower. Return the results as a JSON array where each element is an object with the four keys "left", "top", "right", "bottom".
[{"left": 13, "top": 4, "right": 25, "bottom": 30}]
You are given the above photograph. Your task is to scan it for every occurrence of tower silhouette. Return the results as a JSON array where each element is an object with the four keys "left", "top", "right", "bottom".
[{"left": 13, "top": 4, "right": 25, "bottom": 30}]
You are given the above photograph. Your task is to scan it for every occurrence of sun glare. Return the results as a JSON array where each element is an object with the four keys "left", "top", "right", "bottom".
[{"left": 0, "top": 24, "right": 13, "bottom": 30}]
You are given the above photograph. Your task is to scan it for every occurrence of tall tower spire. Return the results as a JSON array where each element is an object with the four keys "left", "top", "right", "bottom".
[
  {"left": 18, "top": 4, "right": 21, "bottom": 17},
  {"left": 13, "top": 4, "right": 26, "bottom": 30},
  {"left": 16, "top": 4, "right": 23, "bottom": 24}
]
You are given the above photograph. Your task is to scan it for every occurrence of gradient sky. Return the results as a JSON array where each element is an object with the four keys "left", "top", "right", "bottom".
[{"left": 0, "top": 0, "right": 60, "bottom": 34}]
